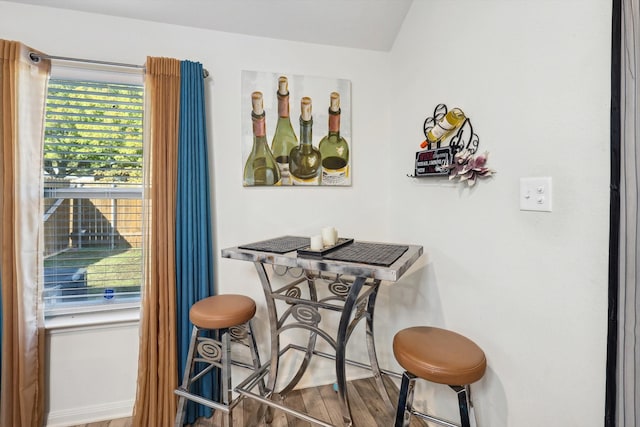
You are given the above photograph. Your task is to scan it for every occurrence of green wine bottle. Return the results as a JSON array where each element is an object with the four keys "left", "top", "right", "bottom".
[
  {"left": 289, "top": 97, "right": 321, "bottom": 185},
  {"left": 243, "top": 92, "right": 281, "bottom": 186},
  {"left": 270, "top": 76, "right": 298, "bottom": 185},
  {"left": 318, "top": 92, "right": 349, "bottom": 185}
]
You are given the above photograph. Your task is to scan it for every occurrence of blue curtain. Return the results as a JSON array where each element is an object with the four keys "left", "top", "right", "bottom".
[{"left": 175, "top": 60, "right": 215, "bottom": 425}]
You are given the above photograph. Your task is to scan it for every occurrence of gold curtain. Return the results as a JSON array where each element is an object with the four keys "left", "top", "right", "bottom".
[
  {"left": 0, "top": 40, "right": 50, "bottom": 427},
  {"left": 132, "top": 57, "right": 181, "bottom": 427}
]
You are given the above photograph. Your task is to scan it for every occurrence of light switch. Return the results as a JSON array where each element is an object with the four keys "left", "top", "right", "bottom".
[{"left": 520, "top": 177, "right": 552, "bottom": 212}]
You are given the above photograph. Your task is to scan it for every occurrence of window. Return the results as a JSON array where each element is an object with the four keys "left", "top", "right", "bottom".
[{"left": 42, "top": 76, "right": 144, "bottom": 316}]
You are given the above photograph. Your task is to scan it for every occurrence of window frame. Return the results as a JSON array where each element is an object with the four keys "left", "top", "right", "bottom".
[{"left": 42, "top": 65, "right": 145, "bottom": 319}]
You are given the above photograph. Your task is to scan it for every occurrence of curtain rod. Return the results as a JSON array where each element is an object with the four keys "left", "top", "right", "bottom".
[{"left": 28, "top": 52, "right": 210, "bottom": 78}]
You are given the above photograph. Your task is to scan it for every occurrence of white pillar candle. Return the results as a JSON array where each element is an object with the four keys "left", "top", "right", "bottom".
[
  {"left": 310, "top": 234, "right": 323, "bottom": 251},
  {"left": 322, "top": 227, "right": 337, "bottom": 246}
]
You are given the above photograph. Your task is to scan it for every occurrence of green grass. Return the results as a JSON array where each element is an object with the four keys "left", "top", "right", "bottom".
[{"left": 44, "top": 245, "right": 142, "bottom": 289}]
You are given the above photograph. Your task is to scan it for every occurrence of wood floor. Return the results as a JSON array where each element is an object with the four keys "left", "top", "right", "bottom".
[{"left": 72, "top": 376, "right": 426, "bottom": 427}]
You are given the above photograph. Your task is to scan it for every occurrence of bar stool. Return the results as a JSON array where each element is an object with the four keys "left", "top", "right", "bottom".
[
  {"left": 392, "top": 326, "right": 486, "bottom": 427},
  {"left": 174, "top": 294, "right": 264, "bottom": 427}
]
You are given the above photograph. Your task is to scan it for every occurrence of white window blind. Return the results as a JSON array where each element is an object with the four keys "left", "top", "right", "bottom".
[{"left": 42, "top": 78, "right": 144, "bottom": 316}]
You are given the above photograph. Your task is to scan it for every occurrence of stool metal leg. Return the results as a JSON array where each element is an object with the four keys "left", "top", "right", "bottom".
[
  {"left": 221, "top": 328, "right": 233, "bottom": 427},
  {"left": 175, "top": 326, "right": 200, "bottom": 427},
  {"left": 174, "top": 320, "right": 263, "bottom": 427},
  {"left": 451, "top": 385, "right": 472, "bottom": 427},
  {"left": 465, "top": 385, "right": 479, "bottom": 427},
  {"left": 395, "top": 371, "right": 417, "bottom": 427}
]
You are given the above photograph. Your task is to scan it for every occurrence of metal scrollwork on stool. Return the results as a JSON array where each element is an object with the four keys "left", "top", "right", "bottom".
[
  {"left": 230, "top": 324, "right": 249, "bottom": 341},
  {"left": 196, "top": 337, "right": 222, "bottom": 363}
]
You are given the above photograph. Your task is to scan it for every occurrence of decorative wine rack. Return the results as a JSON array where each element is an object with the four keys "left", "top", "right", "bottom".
[{"left": 407, "top": 103, "right": 481, "bottom": 178}]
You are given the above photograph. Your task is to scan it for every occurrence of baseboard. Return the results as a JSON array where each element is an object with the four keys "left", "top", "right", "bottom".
[{"left": 45, "top": 399, "right": 133, "bottom": 427}]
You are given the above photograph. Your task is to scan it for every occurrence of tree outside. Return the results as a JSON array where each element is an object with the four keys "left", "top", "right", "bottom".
[{"left": 43, "top": 79, "right": 144, "bottom": 307}]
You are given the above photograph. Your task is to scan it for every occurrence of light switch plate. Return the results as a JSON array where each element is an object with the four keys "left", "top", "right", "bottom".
[{"left": 520, "top": 177, "right": 552, "bottom": 212}]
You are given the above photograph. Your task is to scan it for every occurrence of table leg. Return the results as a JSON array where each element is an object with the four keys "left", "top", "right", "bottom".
[
  {"left": 279, "top": 273, "right": 319, "bottom": 396},
  {"left": 365, "top": 280, "right": 394, "bottom": 409},
  {"left": 335, "top": 276, "right": 366, "bottom": 426},
  {"left": 254, "top": 262, "right": 279, "bottom": 423}
]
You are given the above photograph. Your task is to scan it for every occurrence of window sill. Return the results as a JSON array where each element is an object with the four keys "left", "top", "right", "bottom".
[{"left": 45, "top": 304, "right": 140, "bottom": 331}]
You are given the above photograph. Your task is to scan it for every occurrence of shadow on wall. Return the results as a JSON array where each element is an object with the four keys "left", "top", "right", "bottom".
[
  {"left": 473, "top": 365, "right": 507, "bottom": 427},
  {"left": 374, "top": 257, "right": 444, "bottom": 373},
  {"left": 377, "top": 256, "right": 446, "bottom": 332}
]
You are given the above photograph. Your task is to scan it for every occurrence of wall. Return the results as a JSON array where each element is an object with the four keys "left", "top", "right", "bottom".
[
  {"left": 382, "top": 1, "right": 611, "bottom": 426},
  {"left": 46, "top": 318, "right": 140, "bottom": 426},
  {"left": 0, "top": 1, "right": 612, "bottom": 426}
]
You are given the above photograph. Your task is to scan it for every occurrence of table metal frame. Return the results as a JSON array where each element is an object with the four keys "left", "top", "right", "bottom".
[{"left": 221, "top": 241, "right": 423, "bottom": 426}]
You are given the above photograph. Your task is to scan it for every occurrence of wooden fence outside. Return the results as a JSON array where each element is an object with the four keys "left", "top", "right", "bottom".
[{"left": 44, "top": 181, "right": 142, "bottom": 257}]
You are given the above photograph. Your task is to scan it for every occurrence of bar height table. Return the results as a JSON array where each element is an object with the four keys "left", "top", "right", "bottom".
[{"left": 221, "top": 237, "right": 423, "bottom": 426}]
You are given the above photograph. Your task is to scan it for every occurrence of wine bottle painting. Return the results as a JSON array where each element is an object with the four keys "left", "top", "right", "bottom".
[{"left": 241, "top": 70, "right": 352, "bottom": 186}]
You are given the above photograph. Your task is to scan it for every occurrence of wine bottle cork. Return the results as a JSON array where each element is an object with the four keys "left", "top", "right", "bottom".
[
  {"left": 301, "top": 97, "right": 312, "bottom": 121},
  {"left": 251, "top": 91, "right": 264, "bottom": 115},
  {"left": 329, "top": 92, "right": 340, "bottom": 113},
  {"left": 278, "top": 76, "right": 289, "bottom": 96}
]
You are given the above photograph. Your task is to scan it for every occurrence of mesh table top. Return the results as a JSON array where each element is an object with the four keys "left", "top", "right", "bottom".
[
  {"left": 238, "top": 236, "right": 310, "bottom": 254},
  {"left": 224, "top": 238, "right": 422, "bottom": 281},
  {"left": 323, "top": 242, "right": 409, "bottom": 267},
  {"left": 237, "top": 237, "right": 410, "bottom": 267}
]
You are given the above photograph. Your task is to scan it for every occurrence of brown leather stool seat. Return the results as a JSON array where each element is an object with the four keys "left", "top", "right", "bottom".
[
  {"left": 393, "top": 326, "right": 486, "bottom": 385},
  {"left": 190, "top": 294, "right": 256, "bottom": 330},
  {"left": 175, "top": 294, "right": 264, "bottom": 427},
  {"left": 393, "top": 326, "right": 486, "bottom": 427}
]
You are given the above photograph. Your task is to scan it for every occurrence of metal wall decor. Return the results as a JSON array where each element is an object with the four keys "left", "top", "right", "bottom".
[{"left": 408, "top": 103, "right": 495, "bottom": 186}]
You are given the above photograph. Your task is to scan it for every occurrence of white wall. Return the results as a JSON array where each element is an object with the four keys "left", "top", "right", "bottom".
[
  {"left": 382, "top": 1, "right": 611, "bottom": 426},
  {"left": 0, "top": 1, "right": 612, "bottom": 426},
  {"left": 46, "top": 319, "right": 140, "bottom": 427}
]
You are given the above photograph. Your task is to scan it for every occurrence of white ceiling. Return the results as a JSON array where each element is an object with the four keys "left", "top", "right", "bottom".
[{"left": 5, "top": 0, "right": 413, "bottom": 51}]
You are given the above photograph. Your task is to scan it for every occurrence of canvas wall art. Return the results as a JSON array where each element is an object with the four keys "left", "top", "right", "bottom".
[{"left": 241, "top": 70, "right": 352, "bottom": 186}]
